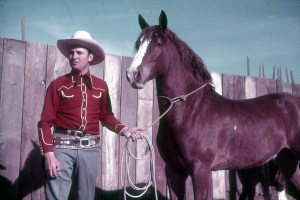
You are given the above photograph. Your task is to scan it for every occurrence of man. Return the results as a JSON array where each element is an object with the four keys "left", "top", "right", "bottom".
[{"left": 38, "top": 30, "right": 142, "bottom": 200}]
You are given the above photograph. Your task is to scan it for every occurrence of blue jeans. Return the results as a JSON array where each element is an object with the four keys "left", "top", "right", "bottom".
[{"left": 45, "top": 148, "right": 100, "bottom": 200}]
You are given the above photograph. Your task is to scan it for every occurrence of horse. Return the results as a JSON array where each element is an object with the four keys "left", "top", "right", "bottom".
[{"left": 126, "top": 10, "right": 300, "bottom": 200}]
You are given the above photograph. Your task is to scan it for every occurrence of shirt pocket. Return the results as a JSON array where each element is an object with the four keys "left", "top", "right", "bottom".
[
  {"left": 59, "top": 87, "right": 77, "bottom": 102},
  {"left": 91, "top": 90, "right": 102, "bottom": 100}
]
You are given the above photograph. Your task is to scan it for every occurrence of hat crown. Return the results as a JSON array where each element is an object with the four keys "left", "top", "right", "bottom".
[
  {"left": 57, "top": 30, "right": 105, "bottom": 65},
  {"left": 71, "top": 30, "right": 93, "bottom": 40}
]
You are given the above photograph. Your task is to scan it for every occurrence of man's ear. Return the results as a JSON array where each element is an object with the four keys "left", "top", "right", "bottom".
[{"left": 88, "top": 53, "right": 94, "bottom": 62}]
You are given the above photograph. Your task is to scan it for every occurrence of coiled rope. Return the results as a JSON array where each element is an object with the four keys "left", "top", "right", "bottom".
[
  {"left": 121, "top": 133, "right": 158, "bottom": 200},
  {"left": 121, "top": 83, "right": 208, "bottom": 199}
]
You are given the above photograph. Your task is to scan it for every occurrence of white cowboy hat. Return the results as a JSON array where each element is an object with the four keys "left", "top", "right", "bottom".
[{"left": 57, "top": 30, "right": 105, "bottom": 65}]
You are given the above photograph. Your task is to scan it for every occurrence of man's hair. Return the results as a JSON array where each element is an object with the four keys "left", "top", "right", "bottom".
[{"left": 70, "top": 45, "right": 93, "bottom": 55}]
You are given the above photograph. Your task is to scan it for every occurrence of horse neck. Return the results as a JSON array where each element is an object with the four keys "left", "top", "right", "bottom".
[{"left": 155, "top": 63, "right": 204, "bottom": 98}]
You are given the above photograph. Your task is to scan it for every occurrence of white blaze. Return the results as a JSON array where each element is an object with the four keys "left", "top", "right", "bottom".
[{"left": 130, "top": 38, "right": 150, "bottom": 71}]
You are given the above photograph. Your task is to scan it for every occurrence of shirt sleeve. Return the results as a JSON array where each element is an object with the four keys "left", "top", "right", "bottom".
[
  {"left": 99, "top": 83, "right": 126, "bottom": 133},
  {"left": 37, "top": 81, "right": 59, "bottom": 154}
]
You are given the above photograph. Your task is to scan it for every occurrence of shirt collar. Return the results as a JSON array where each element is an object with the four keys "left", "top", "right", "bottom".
[{"left": 71, "top": 70, "right": 91, "bottom": 84}]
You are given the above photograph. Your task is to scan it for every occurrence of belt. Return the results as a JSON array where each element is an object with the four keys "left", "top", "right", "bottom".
[{"left": 53, "top": 128, "right": 100, "bottom": 149}]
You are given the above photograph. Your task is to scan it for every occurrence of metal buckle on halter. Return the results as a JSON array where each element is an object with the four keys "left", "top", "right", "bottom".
[{"left": 79, "top": 138, "right": 91, "bottom": 147}]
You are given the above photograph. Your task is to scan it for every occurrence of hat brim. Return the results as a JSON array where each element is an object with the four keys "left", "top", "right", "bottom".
[{"left": 57, "top": 38, "right": 105, "bottom": 65}]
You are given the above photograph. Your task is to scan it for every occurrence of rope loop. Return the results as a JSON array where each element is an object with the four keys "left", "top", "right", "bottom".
[{"left": 121, "top": 133, "right": 158, "bottom": 200}]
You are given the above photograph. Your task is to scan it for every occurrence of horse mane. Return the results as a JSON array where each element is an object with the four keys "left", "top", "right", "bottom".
[{"left": 135, "top": 26, "right": 213, "bottom": 85}]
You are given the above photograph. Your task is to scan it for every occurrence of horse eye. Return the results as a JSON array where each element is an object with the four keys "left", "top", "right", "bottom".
[{"left": 155, "top": 38, "right": 162, "bottom": 47}]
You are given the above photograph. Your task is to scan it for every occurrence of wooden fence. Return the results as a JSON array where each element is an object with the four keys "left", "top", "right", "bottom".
[{"left": 0, "top": 37, "right": 300, "bottom": 200}]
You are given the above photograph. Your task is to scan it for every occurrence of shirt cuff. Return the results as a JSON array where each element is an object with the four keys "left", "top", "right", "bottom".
[{"left": 115, "top": 124, "right": 126, "bottom": 134}]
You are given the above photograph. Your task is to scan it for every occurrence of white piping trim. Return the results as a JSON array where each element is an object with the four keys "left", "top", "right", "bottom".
[
  {"left": 61, "top": 91, "right": 74, "bottom": 98},
  {"left": 39, "top": 128, "right": 53, "bottom": 145}
]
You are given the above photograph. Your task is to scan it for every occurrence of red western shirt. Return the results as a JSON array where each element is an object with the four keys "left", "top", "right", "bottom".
[{"left": 38, "top": 71, "right": 125, "bottom": 154}]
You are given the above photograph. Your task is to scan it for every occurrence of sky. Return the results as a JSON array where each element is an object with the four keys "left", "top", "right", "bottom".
[{"left": 1, "top": 0, "right": 300, "bottom": 83}]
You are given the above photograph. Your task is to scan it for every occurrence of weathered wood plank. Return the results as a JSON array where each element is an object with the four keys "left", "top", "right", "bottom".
[
  {"left": 292, "top": 83, "right": 300, "bottom": 97},
  {"left": 118, "top": 56, "right": 138, "bottom": 198},
  {"left": 0, "top": 37, "right": 3, "bottom": 104},
  {"left": 211, "top": 72, "right": 226, "bottom": 200},
  {"left": 19, "top": 41, "right": 48, "bottom": 200},
  {"left": 136, "top": 80, "right": 154, "bottom": 195},
  {"left": 101, "top": 54, "right": 122, "bottom": 192},
  {"left": 0, "top": 39, "right": 26, "bottom": 199},
  {"left": 92, "top": 60, "right": 105, "bottom": 199},
  {"left": 276, "top": 80, "right": 292, "bottom": 94},
  {"left": 222, "top": 74, "right": 246, "bottom": 99},
  {"left": 53, "top": 48, "right": 69, "bottom": 79},
  {"left": 152, "top": 81, "right": 168, "bottom": 199},
  {"left": 245, "top": 76, "right": 256, "bottom": 99},
  {"left": 256, "top": 78, "right": 276, "bottom": 96},
  {"left": 222, "top": 74, "right": 245, "bottom": 199},
  {"left": 45, "top": 45, "right": 57, "bottom": 89}
]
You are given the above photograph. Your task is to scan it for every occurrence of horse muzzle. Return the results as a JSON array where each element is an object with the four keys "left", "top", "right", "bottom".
[{"left": 126, "top": 68, "right": 145, "bottom": 89}]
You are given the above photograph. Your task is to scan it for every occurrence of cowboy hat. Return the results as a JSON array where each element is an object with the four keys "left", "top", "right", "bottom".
[{"left": 57, "top": 30, "right": 105, "bottom": 65}]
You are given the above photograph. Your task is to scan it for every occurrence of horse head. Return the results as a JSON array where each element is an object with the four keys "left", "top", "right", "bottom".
[
  {"left": 127, "top": 10, "right": 211, "bottom": 90},
  {"left": 126, "top": 10, "right": 173, "bottom": 89}
]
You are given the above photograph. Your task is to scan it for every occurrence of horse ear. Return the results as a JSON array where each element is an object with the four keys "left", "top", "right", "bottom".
[
  {"left": 159, "top": 10, "right": 168, "bottom": 29},
  {"left": 138, "top": 14, "right": 149, "bottom": 30}
]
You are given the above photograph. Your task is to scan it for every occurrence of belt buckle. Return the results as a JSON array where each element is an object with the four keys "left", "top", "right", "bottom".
[
  {"left": 74, "top": 130, "right": 84, "bottom": 138},
  {"left": 79, "top": 138, "right": 91, "bottom": 147}
]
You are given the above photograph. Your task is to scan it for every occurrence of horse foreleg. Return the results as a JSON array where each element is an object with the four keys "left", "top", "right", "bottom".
[
  {"left": 191, "top": 164, "right": 212, "bottom": 200},
  {"left": 165, "top": 165, "right": 188, "bottom": 200},
  {"left": 288, "top": 166, "right": 300, "bottom": 198}
]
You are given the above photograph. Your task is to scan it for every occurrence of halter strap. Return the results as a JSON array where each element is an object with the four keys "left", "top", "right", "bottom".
[
  {"left": 158, "top": 83, "right": 208, "bottom": 104},
  {"left": 143, "top": 83, "right": 208, "bottom": 130}
]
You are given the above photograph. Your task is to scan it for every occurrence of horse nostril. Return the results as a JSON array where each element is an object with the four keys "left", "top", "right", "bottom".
[{"left": 133, "top": 70, "right": 141, "bottom": 82}]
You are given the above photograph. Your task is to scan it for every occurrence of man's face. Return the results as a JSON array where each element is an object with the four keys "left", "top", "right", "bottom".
[{"left": 68, "top": 46, "right": 94, "bottom": 74}]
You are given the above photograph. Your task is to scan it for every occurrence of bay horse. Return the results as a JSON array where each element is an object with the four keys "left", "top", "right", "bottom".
[{"left": 126, "top": 10, "right": 300, "bottom": 200}]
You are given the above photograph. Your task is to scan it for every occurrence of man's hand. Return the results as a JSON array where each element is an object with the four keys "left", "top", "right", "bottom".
[
  {"left": 44, "top": 152, "right": 60, "bottom": 178},
  {"left": 120, "top": 127, "right": 143, "bottom": 141}
]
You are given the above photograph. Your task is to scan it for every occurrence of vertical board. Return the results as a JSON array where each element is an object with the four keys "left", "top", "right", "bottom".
[
  {"left": 92, "top": 60, "right": 105, "bottom": 199},
  {"left": 0, "top": 39, "right": 26, "bottom": 199},
  {"left": 45, "top": 45, "right": 58, "bottom": 89},
  {"left": 277, "top": 80, "right": 292, "bottom": 93},
  {"left": 19, "top": 41, "right": 48, "bottom": 200},
  {"left": 101, "top": 54, "right": 122, "bottom": 193},
  {"left": 292, "top": 83, "right": 300, "bottom": 96},
  {"left": 136, "top": 80, "right": 154, "bottom": 195},
  {"left": 90, "top": 60, "right": 105, "bottom": 79},
  {"left": 0, "top": 38, "right": 3, "bottom": 104},
  {"left": 152, "top": 81, "right": 168, "bottom": 199},
  {"left": 211, "top": 72, "right": 226, "bottom": 200},
  {"left": 256, "top": 78, "right": 276, "bottom": 97},
  {"left": 53, "top": 49, "right": 69, "bottom": 79},
  {"left": 119, "top": 56, "right": 138, "bottom": 198},
  {"left": 222, "top": 74, "right": 245, "bottom": 199},
  {"left": 245, "top": 76, "right": 256, "bottom": 99}
]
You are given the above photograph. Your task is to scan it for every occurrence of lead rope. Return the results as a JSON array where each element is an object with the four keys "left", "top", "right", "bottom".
[{"left": 121, "top": 83, "right": 208, "bottom": 199}]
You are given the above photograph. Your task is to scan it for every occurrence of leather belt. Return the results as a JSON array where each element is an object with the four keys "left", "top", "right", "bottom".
[{"left": 53, "top": 128, "right": 100, "bottom": 149}]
